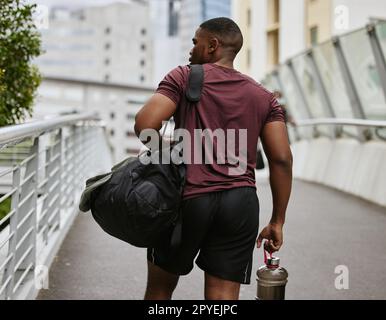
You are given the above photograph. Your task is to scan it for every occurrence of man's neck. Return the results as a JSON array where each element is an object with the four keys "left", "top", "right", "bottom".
[{"left": 213, "top": 58, "right": 234, "bottom": 70}]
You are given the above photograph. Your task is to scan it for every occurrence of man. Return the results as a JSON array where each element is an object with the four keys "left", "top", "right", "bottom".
[{"left": 135, "top": 17, "right": 292, "bottom": 300}]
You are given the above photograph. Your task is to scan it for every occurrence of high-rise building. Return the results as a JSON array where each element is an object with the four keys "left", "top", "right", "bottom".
[
  {"left": 232, "top": 0, "right": 386, "bottom": 81},
  {"left": 179, "top": 0, "right": 232, "bottom": 65},
  {"left": 36, "top": 1, "right": 153, "bottom": 86},
  {"left": 150, "top": 0, "right": 182, "bottom": 84}
]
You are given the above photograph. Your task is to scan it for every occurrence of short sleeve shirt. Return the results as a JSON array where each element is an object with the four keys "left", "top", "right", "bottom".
[{"left": 156, "top": 63, "right": 285, "bottom": 200}]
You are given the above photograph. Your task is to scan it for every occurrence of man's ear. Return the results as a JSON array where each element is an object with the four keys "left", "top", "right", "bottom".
[{"left": 208, "top": 37, "right": 220, "bottom": 53}]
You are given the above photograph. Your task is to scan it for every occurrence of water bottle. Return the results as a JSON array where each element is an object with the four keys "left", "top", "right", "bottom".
[{"left": 256, "top": 248, "right": 288, "bottom": 300}]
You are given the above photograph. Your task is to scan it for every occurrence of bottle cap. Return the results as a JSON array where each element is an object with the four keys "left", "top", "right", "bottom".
[{"left": 267, "top": 256, "right": 280, "bottom": 267}]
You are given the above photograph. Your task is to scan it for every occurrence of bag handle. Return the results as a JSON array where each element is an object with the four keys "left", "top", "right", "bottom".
[
  {"left": 159, "top": 64, "right": 204, "bottom": 140},
  {"left": 186, "top": 64, "right": 204, "bottom": 103}
]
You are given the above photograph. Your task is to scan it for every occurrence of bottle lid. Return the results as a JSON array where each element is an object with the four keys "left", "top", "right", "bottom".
[{"left": 267, "top": 256, "right": 280, "bottom": 267}]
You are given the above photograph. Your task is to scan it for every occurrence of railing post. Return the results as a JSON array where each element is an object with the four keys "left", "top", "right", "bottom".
[
  {"left": 40, "top": 131, "right": 61, "bottom": 243},
  {"left": 2, "top": 166, "right": 21, "bottom": 299},
  {"left": 332, "top": 37, "right": 370, "bottom": 141},
  {"left": 286, "top": 60, "right": 313, "bottom": 119},
  {"left": 367, "top": 23, "right": 386, "bottom": 105},
  {"left": 11, "top": 137, "right": 38, "bottom": 296},
  {"left": 51, "top": 129, "right": 62, "bottom": 231}
]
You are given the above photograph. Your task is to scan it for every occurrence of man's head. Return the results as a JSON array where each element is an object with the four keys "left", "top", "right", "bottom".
[{"left": 189, "top": 17, "right": 243, "bottom": 65}]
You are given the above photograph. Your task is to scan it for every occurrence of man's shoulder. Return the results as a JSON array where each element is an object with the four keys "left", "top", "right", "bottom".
[
  {"left": 238, "top": 72, "right": 273, "bottom": 96},
  {"left": 167, "top": 65, "right": 190, "bottom": 77}
]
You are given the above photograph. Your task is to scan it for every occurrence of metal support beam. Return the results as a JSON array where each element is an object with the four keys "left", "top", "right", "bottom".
[
  {"left": 306, "top": 50, "right": 339, "bottom": 138},
  {"left": 332, "top": 37, "right": 366, "bottom": 119},
  {"left": 286, "top": 60, "right": 313, "bottom": 119},
  {"left": 306, "top": 50, "right": 336, "bottom": 118},
  {"left": 2, "top": 167, "right": 20, "bottom": 299},
  {"left": 286, "top": 60, "right": 318, "bottom": 138},
  {"left": 367, "top": 23, "right": 386, "bottom": 105},
  {"left": 332, "top": 37, "right": 370, "bottom": 141},
  {"left": 272, "top": 70, "right": 301, "bottom": 141}
]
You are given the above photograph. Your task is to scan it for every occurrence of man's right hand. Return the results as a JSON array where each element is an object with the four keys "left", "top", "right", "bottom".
[{"left": 256, "top": 222, "right": 283, "bottom": 253}]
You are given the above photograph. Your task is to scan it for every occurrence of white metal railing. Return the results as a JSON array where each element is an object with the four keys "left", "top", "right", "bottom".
[
  {"left": 295, "top": 118, "right": 386, "bottom": 128},
  {"left": 0, "top": 112, "right": 112, "bottom": 300}
]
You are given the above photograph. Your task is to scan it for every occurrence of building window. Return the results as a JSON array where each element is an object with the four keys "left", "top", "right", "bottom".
[
  {"left": 105, "top": 27, "right": 111, "bottom": 34},
  {"left": 127, "top": 114, "right": 135, "bottom": 120},
  {"left": 141, "top": 28, "right": 146, "bottom": 36},
  {"left": 140, "top": 43, "right": 146, "bottom": 51},
  {"left": 104, "top": 74, "right": 110, "bottom": 82},
  {"left": 105, "top": 43, "right": 111, "bottom": 50},
  {"left": 267, "top": 0, "right": 280, "bottom": 25},
  {"left": 267, "top": 30, "right": 279, "bottom": 69},
  {"left": 168, "top": 0, "right": 180, "bottom": 36},
  {"left": 310, "top": 26, "right": 318, "bottom": 46},
  {"left": 110, "top": 112, "right": 115, "bottom": 119},
  {"left": 104, "top": 58, "right": 110, "bottom": 66},
  {"left": 266, "top": 0, "right": 280, "bottom": 71},
  {"left": 140, "top": 75, "right": 145, "bottom": 82},
  {"left": 140, "top": 59, "right": 145, "bottom": 67},
  {"left": 110, "top": 129, "right": 115, "bottom": 136}
]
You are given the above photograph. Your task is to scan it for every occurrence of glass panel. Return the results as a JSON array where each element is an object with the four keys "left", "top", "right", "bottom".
[
  {"left": 292, "top": 54, "right": 327, "bottom": 118},
  {"left": 313, "top": 41, "right": 353, "bottom": 118},
  {"left": 292, "top": 54, "right": 331, "bottom": 136},
  {"left": 278, "top": 64, "right": 313, "bottom": 138},
  {"left": 376, "top": 21, "right": 386, "bottom": 58},
  {"left": 279, "top": 64, "right": 309, "bottom": 120},
  {"left": 340, "top": 28, "right": 386, "bottom": 120},
  {"left": 375, "top": 21, "right": 386, "bottom": 121}
]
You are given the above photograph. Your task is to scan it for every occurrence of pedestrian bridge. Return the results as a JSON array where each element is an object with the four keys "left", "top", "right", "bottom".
[
  {"left": 1, "top": 21, "right": 386, "bottom": 300},
  {"left": 0, "top": 112, "right": 385, "bottom": 300}
]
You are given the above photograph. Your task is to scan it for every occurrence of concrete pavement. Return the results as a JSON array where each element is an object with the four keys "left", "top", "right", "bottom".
[{"left": 37, "top": 179, "right": 386, "bottom": 300}]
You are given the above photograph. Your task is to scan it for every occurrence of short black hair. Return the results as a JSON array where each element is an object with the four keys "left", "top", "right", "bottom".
[{"left": 199, "top": 17, "right": 243, "bottom": 55}]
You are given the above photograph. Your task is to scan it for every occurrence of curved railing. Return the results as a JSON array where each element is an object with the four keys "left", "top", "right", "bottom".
[
  {"left": 263, "top": 21, "right": 386, "bottom": 143},
  {"left": 0, "top": 113, "right": 112, "bottom": 300}
]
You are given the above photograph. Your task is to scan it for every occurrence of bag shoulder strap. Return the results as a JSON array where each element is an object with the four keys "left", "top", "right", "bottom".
[{"left": 186, "top": 64, "right": 204, "bottom": 103}]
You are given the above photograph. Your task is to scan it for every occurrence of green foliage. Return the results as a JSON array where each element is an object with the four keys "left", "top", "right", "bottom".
[
  {"left": 0, "top": 197, "right": 11, "bottom": 231},
  {"left": 0, "top": 0, "right": 42, "bottom": 127}
]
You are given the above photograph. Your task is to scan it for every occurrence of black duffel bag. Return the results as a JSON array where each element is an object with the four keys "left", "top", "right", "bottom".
[{"left": 79, "top": 64, "right": 204, "bottom": 248}]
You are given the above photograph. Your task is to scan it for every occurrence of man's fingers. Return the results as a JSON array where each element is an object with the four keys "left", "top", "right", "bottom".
[
  {"left": 263, "top": 240, "right": 281, "bottom": 253},
  {"left": 256, "top": 234, "right": 263, "bottom": 248},
  {"left": 269, "top": 241, "right": 281, "bottom": 253}
]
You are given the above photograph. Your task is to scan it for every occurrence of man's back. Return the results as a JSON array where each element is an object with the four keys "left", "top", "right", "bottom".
[{"left": 156, "top": 63, "right": 285, "bottom": 199}]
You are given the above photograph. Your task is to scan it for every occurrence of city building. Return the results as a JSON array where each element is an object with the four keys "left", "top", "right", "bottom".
[
  {"left": 150, "top": 0, "right": 182, "bottom": 84},
  {"left": 232, "top": 0, "right": 386, "bottom": 81},
  {"left": 36, "top": 1, "right": 153, "bottom": 86}
]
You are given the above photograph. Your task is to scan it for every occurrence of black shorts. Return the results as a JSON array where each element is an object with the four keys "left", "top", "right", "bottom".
[{"left": 147, "top": 186, "right": 260, "bottom": 284}]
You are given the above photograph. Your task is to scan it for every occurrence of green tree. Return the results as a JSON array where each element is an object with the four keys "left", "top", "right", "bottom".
[{"left": 0, "top": 0, "right": 42, "bottom": 127}]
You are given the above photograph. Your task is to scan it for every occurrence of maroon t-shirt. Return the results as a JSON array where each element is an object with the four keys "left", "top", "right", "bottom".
[{"left": 156, "top": 63, "right": 285, "bottom": 200}]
